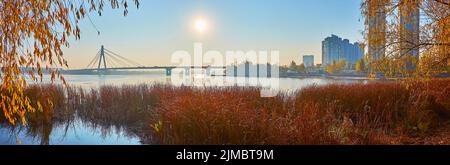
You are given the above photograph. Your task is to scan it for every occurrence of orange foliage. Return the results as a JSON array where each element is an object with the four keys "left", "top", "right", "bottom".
[{"left": 0, "top": 0, "right": 139, "bottom": 125}]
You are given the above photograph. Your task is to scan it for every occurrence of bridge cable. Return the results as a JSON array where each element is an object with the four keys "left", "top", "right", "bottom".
[
  {"left": 105, "top": 55, "right": 118, "bottom": 68},
  {"left": 91, "top": 53, "right": 101, "bottom": 68},
  {"left": 103, "top": 54, "right": 115, "bottom": 68},
  {"left": 91, "top": 56, "right": 101, "bottom": 69},
  {"left": 104, "top": 52, "right": 131, "bottom": 67},
  {"left": 104, "top": 49, "right": 143, "bottom": 67},
  {"left": 86, "top": 50, "right": 101, "bottom": 69},
  {"left": 104, "top": 53, "right": 124, "bottom": 68},
  {"left": 85, "top": 51, "right": 98, "bottom": 68},
  {"left": 104, "top": 49, "right": 142, "bottom": 67},
  {"left": 105, "top": 52, "right": 129, "bottom": 67}
]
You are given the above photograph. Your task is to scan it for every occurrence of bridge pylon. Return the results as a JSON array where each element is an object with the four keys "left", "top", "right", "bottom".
[{"left": 97, "top": 45, "right": 107, "bottom": 72}]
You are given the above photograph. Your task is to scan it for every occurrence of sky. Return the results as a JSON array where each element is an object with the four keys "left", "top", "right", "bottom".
[{"left": 63, "top": 0, "right": 365, "bottom": 69}]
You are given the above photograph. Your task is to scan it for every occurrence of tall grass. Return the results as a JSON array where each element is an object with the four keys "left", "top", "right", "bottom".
[
  {"left": 151, "top": 79, "right": 450, "bottom": 144},
  {"left": 13, "top": 84, "right": 77, "bottom": 144},
  {"left": 76, "top": 84, "right": 160, "bottom": 142},
  {"left": 1, "top": 79, "right": 449, "bottom": 144},
  {"left": 77, "top": 85, "right": 158, "bottom": 126}
]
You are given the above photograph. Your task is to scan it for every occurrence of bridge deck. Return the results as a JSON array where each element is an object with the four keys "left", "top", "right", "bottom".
[{"left": 70, "top": 66, "right": 227, "bottom": 71}]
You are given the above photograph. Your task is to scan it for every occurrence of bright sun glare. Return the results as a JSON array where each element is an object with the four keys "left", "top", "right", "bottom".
[{"left": 194, "top": 18, "right": 208, "bottom": 33}]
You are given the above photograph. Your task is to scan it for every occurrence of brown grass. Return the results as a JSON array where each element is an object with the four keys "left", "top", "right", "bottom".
[
  {"left": 1, "top": 79, "right": 449, "bottom": 145},
  {"left": 151, "top": 79, "right": 450, "bottom": 144}
]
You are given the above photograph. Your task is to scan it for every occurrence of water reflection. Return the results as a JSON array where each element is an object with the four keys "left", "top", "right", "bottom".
[
  {"left": 55, "top": 72, "right": 368, "bottom": 91},
  {"left": 0, "top": 85, "right": 143, "bottom": 145},
  {"left": 0, "top": 117, "right": 141, "bottom": 145}
]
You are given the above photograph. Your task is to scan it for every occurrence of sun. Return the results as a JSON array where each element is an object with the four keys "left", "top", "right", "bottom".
[{"left": 194, "top": 18, "right": 208, "bottom": 33}]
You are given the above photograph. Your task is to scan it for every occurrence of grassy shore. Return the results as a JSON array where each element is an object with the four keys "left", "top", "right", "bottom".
[
  {"left": 2, "top": 79, "right": 449, "bottom": 144},
  {"left": 151, "top": 79, "right": 450, "bottom": 144}
]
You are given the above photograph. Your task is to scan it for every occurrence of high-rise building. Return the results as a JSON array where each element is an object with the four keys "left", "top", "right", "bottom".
[
  {"left": 399, "top": 0, "right": 420, "bottom": 69},
  {"left": 321, "top": 34, "right": 364, "bottom": 67},
  {"left": 437, "top": 14, "right": 449, "bottom": 65},
  {"left": 303, "top": 55, "right": 314, "bottom": 68},
  {"left": 322, "top": 35, "right": 341, "bottom": 66},
  {"left": 367, "top": 0, "right": 388, "bottom": 62}
]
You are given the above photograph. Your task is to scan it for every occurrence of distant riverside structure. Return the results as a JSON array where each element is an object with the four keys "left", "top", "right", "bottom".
[
  {"left": 399, "top": 0, "right": 420, "bottom": 69},
  {"left": 303, "top": 55, "right": 314, "bottom": 68},
  {"left": 321, "top": 34, "right": 364, "bottom": 67},
  {"left": 367, "top": 0, "right": 388, "bottom": 62}
]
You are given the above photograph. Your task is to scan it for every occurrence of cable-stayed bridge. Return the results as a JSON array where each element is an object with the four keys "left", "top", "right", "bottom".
[{"left": 64, "top": 45, "right": 226, "bottom": 76}]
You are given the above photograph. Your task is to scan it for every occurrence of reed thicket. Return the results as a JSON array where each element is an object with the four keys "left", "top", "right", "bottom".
[{"left": 2, "top": 79, "right": 449, "bottom": 144}]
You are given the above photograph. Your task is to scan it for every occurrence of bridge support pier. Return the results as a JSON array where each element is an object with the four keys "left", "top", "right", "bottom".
[
  {"left": 206, "top": 68, "right": 211, "bottom": 76},
  {"left": 184, "top": 68, "right": 190, "bottom": 76},
  {"left": 166, "top": 68, "right": 172, "bottom": 76}
]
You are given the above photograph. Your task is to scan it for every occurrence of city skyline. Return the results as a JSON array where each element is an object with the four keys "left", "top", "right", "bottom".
[{"left": 62, "top": 0, "right": 364, "bottom": 69}]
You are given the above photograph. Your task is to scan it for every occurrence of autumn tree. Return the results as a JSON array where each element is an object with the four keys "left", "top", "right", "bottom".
[
  {"left": 298, "top": 63, "right": 306, "bottom": 72},
  {"left": 419, "top": 0, "right": 450, "bottom": 75},
  {"left": 325, "top": 65, "right": 334, "bottom": 74},
  {"left": 356, "top": 58, "right": 367, "bottom": 73},
  {"left": 325, "top": 59, "right": 347, "bottom": 74},
  {"left": 361, "top": 0, "right": 450, "bottom": 77},
  {"left": 289, "top": 60, "right": 297, "bottom": 71},
  {"left": 0, "top": 0, "right": 139, "bottom": 125},
  {"left": 336, "top": 59, "right": 347, "bottom": 71}
]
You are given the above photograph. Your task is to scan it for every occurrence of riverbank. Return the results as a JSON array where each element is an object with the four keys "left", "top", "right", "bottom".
[
  {"left": 1, "top": 78, "right": 449, "bottom": 144},
  {"left": 150, "top": 79, "right": 450, "bottom": 144}
]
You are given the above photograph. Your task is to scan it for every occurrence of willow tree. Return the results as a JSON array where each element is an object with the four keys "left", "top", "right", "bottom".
[
  {"left": 0, "top": 0, "right": 139, "bottom": 125},
  {"left": 361, "top": 0, "right": 450, "bottom": 77}
]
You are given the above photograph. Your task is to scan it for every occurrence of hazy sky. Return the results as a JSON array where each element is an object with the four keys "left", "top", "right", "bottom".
[{"left": 63, "top": 0, "right": 364, "bottom": 69}]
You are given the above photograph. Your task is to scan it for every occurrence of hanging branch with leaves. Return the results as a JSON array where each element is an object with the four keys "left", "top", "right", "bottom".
[{"left": 0, "top": 0, "right": 139, "bottom": 125}]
